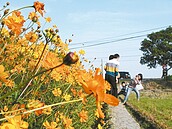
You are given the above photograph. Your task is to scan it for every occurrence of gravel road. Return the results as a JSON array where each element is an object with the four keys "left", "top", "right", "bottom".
[{"left": 109, "top": 103, "right": 140, "bottom": 129}]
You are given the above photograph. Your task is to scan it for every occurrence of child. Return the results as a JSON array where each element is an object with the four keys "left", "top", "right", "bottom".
[
  {"left": 123, "top": 73, "right": 143, "bottom": 104},
  {"left": 117, "top": 81, "right": 128, "bottom": 97}
]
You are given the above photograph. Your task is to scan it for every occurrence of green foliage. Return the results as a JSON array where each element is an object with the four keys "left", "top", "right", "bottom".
[
  {"left": 91, "top": 104, "right": 112, "bottom": 129},
  {"left": 140, "top": 26, "right": 172, "bottom": 70},
  {"left": 128, "top": 92, "right": 172, "bottom": 129},
  {"left": 167, "top": 75, "right": 172, "bottom": 81}
]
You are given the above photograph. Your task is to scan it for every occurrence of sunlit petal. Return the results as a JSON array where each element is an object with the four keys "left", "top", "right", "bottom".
[{"left": 104, "top": 94, "right": 119, "bottom": 106}]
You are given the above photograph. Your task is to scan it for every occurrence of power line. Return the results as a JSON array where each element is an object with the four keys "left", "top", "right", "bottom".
[
  {"left": 70, "top": 34, "right": 146, "bottom": 49},
  {"left": 70, "top": 25, "right": 170, "bottom": 45},
  {"left": 84, "top": 54, "right": 142, "bottom": 59},
  {"left": 83, "top": 47, "right": 141, "bottom": 53},
  {"left": 82, "top": 59, "right": 140, "bottom": 63}
]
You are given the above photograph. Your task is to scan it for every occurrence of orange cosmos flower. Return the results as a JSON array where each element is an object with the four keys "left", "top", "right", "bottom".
[
  {"left": 45, "top": 17, "right": 51, "bottom": 22},
  {"left": 0, "top": 65, "right": 9, "bottom": 82},
  {"left": 1, "top": 115, "right": 29, "bottom": 129},
  {"left": 78, "top": 110, "right": 88, "bottom": 123},
  {"left": 33, "top": 1, "right": 45, "bottom": 16},
  {"left": 1, "top": 28, "right": 10, "bottom": 36},
  {"left": 27, "top": 99, "right": 44, "bottom": 116},
  {"left": 79, "top": 49, "right": 85, "bottom": 55},
  {"left": 3, "top": 106, "right": 8, "bottom": 112},
  {"left": 63, "top": 94, "right": 71, "bottom": 101},
  {"left": 42, "top": 106, "right": 52, "bottom": 115},
  {"left": 28, "top": 12, "right": 39, "bottom": 22},
  {"left": 96, "top": 100, "right": 105, "bottom": 118},
  {"left": 25, "top": 31, "right": 38, "bottom": 42},
  {"left": 4, "top": 11, "right": 25, "bottom": 35},
  {"left": 42, "top": 51, "right": 62, "bottom": 69},
  {"left": 36, "top": 21, "right": 41, "bottom": 27},
  {"left": 53, "top": 25, "right": 57, "bottom": 28},
  {"left": 79, "top": 68, "right": 119, "bottom": 118},
  {"left": 27, "top": 99, "right": 44, "bottom": 109},
  {"left": 77, "top": 89, "right": 87, "bottom": 104},
  {"left": 43, "top": 120, "right": 58, "bottom": 129},
  {"left": 20, "top": 104, "right": 26, "bottom": 109},
  {"left": 98, "top": 124, "right": 103, "bottom": 129},
  {"left": 35, "top": 109, "right": 43, "bottom": 116},
  {"left": 52, "top": 88, "right": 62, "bottom": 97},
  {"left": 70, "top": 88, "right": 77, "bottom": 96},
  {"left": 5, "top": 80, "right": 15, "bottom": 88},
  {"left": 63, "top": 117, "right": 74, "bottom": 129}
]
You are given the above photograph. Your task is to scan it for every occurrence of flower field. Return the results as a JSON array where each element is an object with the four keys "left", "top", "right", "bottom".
[{"left": 0, "top": 1, "right": 119, "bottom": 129}]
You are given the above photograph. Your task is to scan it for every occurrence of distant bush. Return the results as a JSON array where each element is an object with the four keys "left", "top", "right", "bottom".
[{"left": 167, "top": 75, "right": 172, "bottom": 81}]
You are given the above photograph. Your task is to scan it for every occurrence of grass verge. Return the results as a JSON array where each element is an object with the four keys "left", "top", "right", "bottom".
[{"left": 124, "top": 90, "right": 172, "bottom": 129}]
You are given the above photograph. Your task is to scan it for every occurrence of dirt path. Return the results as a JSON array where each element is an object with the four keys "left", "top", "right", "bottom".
[{"left": 109, "top": 103, "right": 140, "bottom": 129}]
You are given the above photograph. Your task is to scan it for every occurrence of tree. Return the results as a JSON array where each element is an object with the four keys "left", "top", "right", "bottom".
[{"left": 140, "top": 26, "right": 172, "bottom": 78}]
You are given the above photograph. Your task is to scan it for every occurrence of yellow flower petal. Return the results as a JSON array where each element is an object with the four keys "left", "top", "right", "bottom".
[
  {"left": 0, "top": 65, "right": 5, "bottom": 73},
  {"left": 0, "top": 123, "right": 16, "bottom": 129}
]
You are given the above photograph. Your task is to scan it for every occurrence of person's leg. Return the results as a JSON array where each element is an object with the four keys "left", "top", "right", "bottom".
[
  {"left": 122, "top": 91, "right": 127, "bottom": 96},
  {"left": 105, "top": 74, "right": 115, "bottom": 95},
  {"left": 114, "top": 85, "right": 118, "bottom": 97},
  {"left": 133, "top": 88, "right": 140, "bottom": 101},
  {"left": 109, "top": 75, "right": 117, "bottom": 97},
  {"left": 114, "top": 76, "right": 118, "bottom": 97},
  {"left": 105, "top": 74, "right": 112, "bottom": 94},
  {"left": 123, "top": 87, "right": 132, "bottom": 103}
]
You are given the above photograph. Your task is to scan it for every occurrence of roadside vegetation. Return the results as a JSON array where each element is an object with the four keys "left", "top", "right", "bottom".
[{"left": 0, "top": 2, "right": 118, "bottom": 128}]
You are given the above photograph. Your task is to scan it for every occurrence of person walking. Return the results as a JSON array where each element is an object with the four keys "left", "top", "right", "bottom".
[
  {"left": 122, "top": 73, "right": 143, "bottom": 104},
  {"left": 104, "top": 54, "right": 120, "bottom": 97}
]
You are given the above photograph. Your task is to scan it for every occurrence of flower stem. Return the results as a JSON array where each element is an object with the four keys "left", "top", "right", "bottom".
[
  {"left": 32, "top": 34, "right": 49, "bottom": 73},
  {"left": 15, "top": 62, "right": 64, "bottom": 102},
  {"left": 0, "top": 6, "right": 33, "bottom": 21},
  {"left": 0, "top": 98, "right": 83, "bottom": 122}
]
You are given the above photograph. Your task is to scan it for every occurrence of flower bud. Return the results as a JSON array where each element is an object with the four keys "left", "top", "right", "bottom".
[
  {"left": 32, "top": 16, "right": 38, "bottom": 22},
  {"left": 56, "top": 35, "right": 60, "bottom": 39},
  {"left": 49, "top": 28, "right": 54, "bottom": 33},
  {"left": 69, "top": 39, "right": 72, "bottom": 43},
  {"left": 63, "top": 52, "right": 79, "bottom": 65},
  {"left": 1, "top": 21, "right": 5, "bottom": 26},
  {"left": 9, "top": 31, "right": 14, "bottom": 36},
  {"left": 55, "top": 29, "right": 59, "bottom": 33},
  {"left": 36, "top": 30, "right": 41, "bottom": 33},
  {"left": 37, "top": 26, "right": 41, "bottom": 29},
  {"left": 22, "top": 28, "right": 26, "bottom": 32},
  {"left": 4, "top": 9, "right": 10, "bottom": 15},
  {"left": 6, "top": 2, "right": 10, "bottom": 6}
]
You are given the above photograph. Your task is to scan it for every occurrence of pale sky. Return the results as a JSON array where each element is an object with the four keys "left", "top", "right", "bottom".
[{"left": 3, "top": 0, "right": 172, "bottom": 78}]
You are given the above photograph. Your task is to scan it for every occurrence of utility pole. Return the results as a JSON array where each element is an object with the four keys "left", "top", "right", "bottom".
[{"left": 101, "top": 59, "right": 104, "bottom": 76}]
